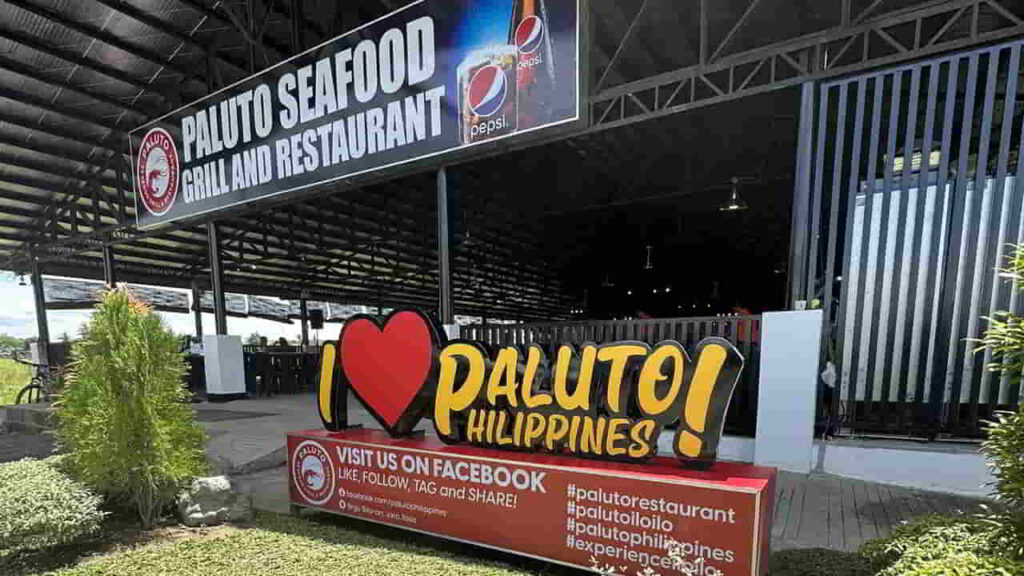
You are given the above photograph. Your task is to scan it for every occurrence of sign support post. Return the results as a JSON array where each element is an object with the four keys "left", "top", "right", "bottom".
[
  {"left": 437, "top": 167, "right": 453, "bottom": 326},
  {"left": 207, "top": 222, "right": 228, "bottom": 335}
]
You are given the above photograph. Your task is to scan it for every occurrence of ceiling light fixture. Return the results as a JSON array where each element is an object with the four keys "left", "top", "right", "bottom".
[{"left": 719, "top": 177, "right": 749, "bottom": 212}]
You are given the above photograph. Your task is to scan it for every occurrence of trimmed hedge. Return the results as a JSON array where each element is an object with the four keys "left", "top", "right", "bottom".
[
  {"left": 0, "top": 457, "right": 105, "bottom": 554},
  {"left": 861, "top": 515, "right": 1024, "bottom": 576}
]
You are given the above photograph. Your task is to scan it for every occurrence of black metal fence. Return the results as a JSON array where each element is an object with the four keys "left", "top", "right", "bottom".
[
  {"left": 462, "top": 315, "right": 761, "bottom": 437},
  {"left": 242, "top": 348, "right": 319, "bottom": 396},
  {"left": 798, "top": 39, "right": 1024, "bottom": 438}
]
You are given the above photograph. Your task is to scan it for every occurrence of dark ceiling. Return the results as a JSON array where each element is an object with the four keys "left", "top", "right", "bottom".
[{"left": 0, "top": 0, "right": 1020, "bottom": 321}]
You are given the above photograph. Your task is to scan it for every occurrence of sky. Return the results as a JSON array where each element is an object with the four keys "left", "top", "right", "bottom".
[{"left": 0, "top": 274, "right": 337, "bottom": 344}]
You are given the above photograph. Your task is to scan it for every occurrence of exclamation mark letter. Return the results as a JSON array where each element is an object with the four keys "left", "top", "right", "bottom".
[
  {"left": 674, "top": 338, "right": 743, "bottom": 466},
  {"left": 318, "top": 342, "right": 337, "bottom": 426}
]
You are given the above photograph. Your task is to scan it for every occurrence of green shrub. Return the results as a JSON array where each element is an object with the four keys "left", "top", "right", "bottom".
[
  {"left": 0, "top": 457, "right": 104, "bottom": 553},
  {"left": 861, "top": 515, "right": 1024, "bottom": 576},
  {"left": 981, "top": 406, "right": 1024, "bottom": 557},
  {"left": 977, "top": 243, "right": 1024, "bottom": 558},
  {"left": 56, "top": 288, "right": 206, "bottom": 528}
]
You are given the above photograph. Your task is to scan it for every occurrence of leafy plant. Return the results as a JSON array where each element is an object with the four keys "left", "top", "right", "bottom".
[
  {"left": 978, "top": 244, "right": 1024, "bottom": 385},
  {"left": 977, "top": 243, "right": 1024, "bottom": 556},
  {"left": 0, "top": 456, "right": 105, "bottom": 554},
  {"left": 860, "top": 515, "right": 1024, "bottom": 576},
  {"left": 56, "top": 288, "right": 206, "bottom": 528},
  {"left": 981, "top": 407, "right": 1024, "bottom": 557}
]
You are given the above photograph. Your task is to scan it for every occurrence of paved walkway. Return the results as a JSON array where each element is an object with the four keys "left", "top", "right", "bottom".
[
  {"left": 199, "top": 394, "right": 986, "bottom": 553},
  {"left": 198, "top": 394, "right": 433, "bottom": 472},
  {"left": 770, "top": 470, "right": 979, "bottom": 551},
  {"left": 0, "top": 430, "right": 54, "bottom": 462}
]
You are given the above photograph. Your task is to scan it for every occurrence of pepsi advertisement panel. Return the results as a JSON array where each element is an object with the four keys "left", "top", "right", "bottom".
[{"left": 130, "top": 0, "right": 582, "bottom": 229}]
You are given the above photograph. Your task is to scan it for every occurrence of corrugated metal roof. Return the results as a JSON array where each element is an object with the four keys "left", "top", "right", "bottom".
[{"left": 43, "top": 276, "right": 189, "bottom": 312}]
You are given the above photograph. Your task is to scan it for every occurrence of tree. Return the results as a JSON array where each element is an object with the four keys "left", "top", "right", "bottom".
[
  {"left": 56, "top": 288, "right": 206, "bottom": 528},
  {"left": 0, "top": 334, "right": 25, "bottom": 358},
  {"left": 245, "top": 332, "right": 264, "bottom": 346}
]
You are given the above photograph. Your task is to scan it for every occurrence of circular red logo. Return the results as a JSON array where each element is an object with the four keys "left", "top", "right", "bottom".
[
  {"left": 292, "top": 440, "right": 335, "bottom": 505},
  {"left": 136, "top": 127, "right": 179, "bottom": 216}
]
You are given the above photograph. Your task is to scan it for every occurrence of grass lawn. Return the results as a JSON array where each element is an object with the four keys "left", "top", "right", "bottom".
[
  {"left": 0, "top": 357, "right": 32, "bottom": 405},
  {"left": 1, "top": 512, "right": 560, "bottom": 576}
]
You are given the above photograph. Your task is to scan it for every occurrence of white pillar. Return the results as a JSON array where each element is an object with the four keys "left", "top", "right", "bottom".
[
  {"left": 203, "top": 334, "right": 245, "bottom": 401},
  {"left": 754, "top": 310, "right": 822, "bottom": 472}
]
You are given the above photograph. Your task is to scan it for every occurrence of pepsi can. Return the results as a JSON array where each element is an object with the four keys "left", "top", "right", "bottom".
[{"left": 457, "top": 46, "right": 518, "bottom": 145}]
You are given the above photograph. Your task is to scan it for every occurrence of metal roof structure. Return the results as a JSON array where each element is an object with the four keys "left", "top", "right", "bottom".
[
  {"left": 43, "top": 276, "right": 189, "bottom": 312},
  {"left": 2, "top": 0, "right": 1024, "bottom": 321}
]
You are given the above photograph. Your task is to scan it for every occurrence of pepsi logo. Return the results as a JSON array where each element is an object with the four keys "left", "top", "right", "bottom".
[
  {"left": 292, "top": 440, "right": 335, "bottom": 505},
  {"left": 136, "top": 127, "right": 179, "bottom": 217},
  {"left": 515, "top": 15, "right": 545, "bottom": 55},
  {"left": 467, "top": 64, "right": 508, "bottom": 118}
]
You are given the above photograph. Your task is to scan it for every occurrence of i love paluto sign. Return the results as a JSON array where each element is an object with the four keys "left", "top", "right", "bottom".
[{"left": 317, "top": 310, "right": 745, "bottom": 466}]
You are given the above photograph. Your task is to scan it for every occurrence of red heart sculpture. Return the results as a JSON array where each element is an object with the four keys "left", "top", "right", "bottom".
[{"left": 339, "top": 311, "right": 436, "bottom": 435}]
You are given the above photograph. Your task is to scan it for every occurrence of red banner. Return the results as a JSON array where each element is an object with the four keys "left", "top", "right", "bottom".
[{"left": 288, "top": 429, "right": 774, "bottom": 575}]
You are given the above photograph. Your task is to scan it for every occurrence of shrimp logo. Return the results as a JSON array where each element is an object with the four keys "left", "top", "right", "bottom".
[
  {"left": 136, "top": 127, "right": 179, "bottom": 216},
  {"left": 291, "top": 440, "right": 334, "bottom": 505}
]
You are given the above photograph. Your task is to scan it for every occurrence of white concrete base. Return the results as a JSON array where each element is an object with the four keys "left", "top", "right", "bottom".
[
  {"left": 754, "top": 310, "right": 823, "bottom": 473},
  {"left": 812, "top": 439, "right": 993, "bottom": 497},
  {"left": 203, "top": 335, "right": 245, "bottom": 400}
]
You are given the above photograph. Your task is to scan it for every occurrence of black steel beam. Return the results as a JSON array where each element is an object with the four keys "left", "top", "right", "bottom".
[
  {"left": 175, "top": 0, "right": 291, "bottom": 60},
  {"left": 589, "top": 0, "right": 1024, "bottom": 132},
  {"left": 102, "top": 244, "right": 117, "bottom": 285},
  {"left": 30, "top": 259, "right": 49, "bottom": 363},
  {"left": 207, "top": 222, "right": 228, "bottom": 334},
  {"left": 191, "top": 282, "right": 203, "bottom": 337},
  {"left": 299, "top": 296, "right": 308, "bottom": 345}
]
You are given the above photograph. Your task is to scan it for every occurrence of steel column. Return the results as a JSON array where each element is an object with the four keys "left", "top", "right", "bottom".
[
  {"left": 438, "top": 167, "right": 453, "bottom": 325},
  {"left": 191, "top": 282, "right": 204, "bottom": 338},
  {"left": 208, "top": 222, "right": 228, "bottom": 335},
  {"left": 31, "top": 260, "right": 49, "bottom": 365},
  {"left": 299, "top": 297, "right": 309, "bottom": 346},
  {"left": 787, "top": 82, "right": 815, "bottom": 306},
  {"left": 102, "top": 244, "right": 117, "bottom": 286}
]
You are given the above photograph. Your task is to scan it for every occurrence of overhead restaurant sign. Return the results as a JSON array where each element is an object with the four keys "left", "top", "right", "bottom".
[
  {"left": 289, "top": 310, "right": 775, "bottom": 576},
  {"left": 317, "top": 310, "right": 745, "bottom": 466},
  {"left": 130, "top": 0, "right": 582, "bottom": 228}
]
